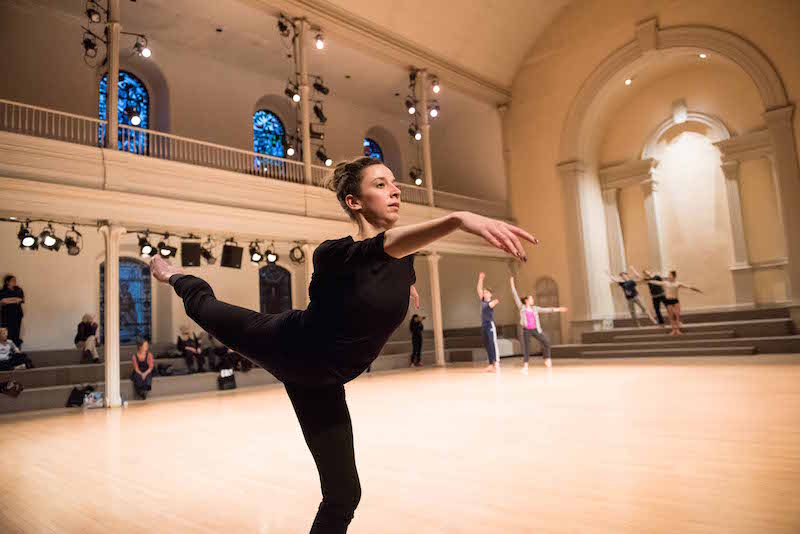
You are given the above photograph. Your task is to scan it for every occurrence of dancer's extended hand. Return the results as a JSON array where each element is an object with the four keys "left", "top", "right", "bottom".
[
  {"left": 150, "top": 256, "right": 184, "bottom": 283},
  {"left": 455, "top": 212, "right": 538, "bottom": 261},
  {"left": 410, "top": 285, "right": 420, "bottom": 309}
]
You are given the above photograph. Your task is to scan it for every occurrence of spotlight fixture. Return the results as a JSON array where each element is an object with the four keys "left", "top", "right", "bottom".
[
  {"left": 699, "top": 53, "right": 708, "bottom": 59},
  {"left": 625, "top": 78, "right": 632, "bottom": 86},
  {"left": 313, "top": 102, "right": 327, "bottom": 124},
  {"left": 429, "top": 104, "right": 440, "bottom": 118},
  {"left": 64, "top": 226, "right": 83, "bottom": 256},
  {"left": 86, "top": 7, "right": 102, "bottom": 23},
  {"left": 410, "top": 166, "right": 423, "bottom": 186},
  {"left": 39, "top": 224, "right": 63, "bottom": 251},
  {"left": 18, "top": 223, "right": 37, "bottom": 250},
  {"left": 265, "top": 242, "right": 279, "bottom": 264},
  {"left": 133, "top": 37, "right": 151, "bottom": 58},
  {"left": 315, "top": 33, "right": 325, "bottom": 50},
  {"left": 200, "top": 237, "right": 217, "bottom": 264},
  {"left": 309, "top": 128, "right": 325, "bottom": 141},
  {"left": 126, "top": 104, "right": 141, "bottom": 126},
  {"left": 138, "top": 233, "right": 155, "bottom": 257},
  {"left": 316, "top": 147, "right": 332, "bottom": 167},
  {"left": 408, "top": 124, "right": 421, "bottom": 141},
  {"left": 249, "top": 242, "right": 263, "bottom": 263},
  {"left": 431, "top": 78, "right": 441, "bottom": 94},
  {"left": 312, "top": 79, "right": 330, "bottom": 95},
  {"left": 285, "top": 82, "right": 301, "bottom": 102},
  {"left": 286, "top": 143, "right": 296, "bottom": 157},
  {"left": 405, "top": 98, "right": 416, "bottom": 115},
  {"left": 82, "top": 34, "right": 98, "bottom": 58},
  {"left": 157, "top": 233, "right": 177, "bottom": 258},
  {"left": 277, "top": 16, "right": 291, "bottom": 37},
  {"left": 289, "top": 244, "right": 305, "bottom": 264}
]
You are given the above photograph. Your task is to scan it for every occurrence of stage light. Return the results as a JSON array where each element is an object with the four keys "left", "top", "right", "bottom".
[
  {"left": 313, "top": 103, "right": 327, "bottom": 124},
  {"left": 408, "top": 125, "right": 421, "bottom": 141},
  {"left": 126, "top": 105, "right": 141, "bottom": 126},
  {"left": 158, "top": 234, "right": 177, "bottom": 258},
  {"left": 315, "top": 33, "right": 325, "bottom": 50},
  {"left": 249, "top": 242, "right": 263, "bottom": 263},
  {"left": 316, "top": 147, "right": 332, "bottom": 166},
  {"left": 699, "top": 53, "right": 708, "bottom": 59},
  {"left": 313, "top": 80, "right": 330, "bottom": 95},
  {"left": 405, "top": 98, "right": 416, "bottom": 115},
  {"left": 18, "top": 223, "right": 37, "bottom": 250},
  {"left": 200, "top": 238, "right": 217, "bottom": 264},
  {"left": 285, "top": 82, "right": 300, "bottom": 102},
  {"left": 309, "top": 128, "right": 325, "bottom": 141},
  {"left": 277, "top": 15, "right": 291, "bottom": 37},
  {"left": 287, "top": 144, "right": 295, "bottom": 157},
  {"left": 409, "top": 166, "right": 423, "bottom": 186},
  {"left": 429, "top": 104, "right": 440, "bottom": 118},
  {"left": 625, "top": 78, "right": 632, "bottom": 86},
  {"left": 65, "top": 226, "right": 82, "bottom": 256},
  {"left": 289, "top": 244, "right": 305, "bottom": 264},
  {"left": 415, "top": 177, "right": 423, "bottom": 186},
  {"left": 40, "top": 224, "right": 63, "bottom": 251},
  {"left": 138, "top": 234, "right": 154, "bottom": 257},
  {"left": 87, "top": 7, "right": 101, "bottom": 23},
  {"left": 431, "top": 78, "right": 440, "bottom": 94},
  {"left": 82, "top": 35, "right": 98, "bottom": 58},
  {"left": 133, "top": 38, "right": 151, "bottom": 58},
  {"left": 266, "top": 242, "right": 279, "bottom": 264}
]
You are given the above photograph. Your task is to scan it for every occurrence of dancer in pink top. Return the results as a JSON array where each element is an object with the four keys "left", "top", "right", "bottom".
[{"left": 510, "top": 276, "right": 567, "bottom": 374}]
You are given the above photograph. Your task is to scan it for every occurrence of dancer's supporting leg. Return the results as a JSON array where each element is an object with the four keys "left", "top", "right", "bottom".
[
  {"left": 285, "top": 383, "right": 361, "bottom": 534},
  {"left": 666, "top": 302, "right": 679, "bottom": 335},
  {"left": 481, "top": 322, "right": 497, "bottom": 371},
  {"left": 652, "top": 296, "right": 666, "bottom": 325},
  {"left": 632, "top": 296, "right": 657, "bottom": 324},
  {"left": 626, "top": 297, "right": 640, "bottom": 327},
  {"left": 530, "top": 329, "right": 552, "bottom": 368},
  {"left": 673, "top": 301, "right": 683, "bottom": 334},
  {"left": 520, "top": 328, "right": 531, "bottom": 374}
]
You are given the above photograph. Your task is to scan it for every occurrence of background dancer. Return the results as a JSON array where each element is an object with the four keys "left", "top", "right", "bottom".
[
  {"left": 477, "top": 272, "right": 501, "bottom": 373},
  {"left": 409, "top": 313, "right": 425, "bottom": 367},
  {"left": 648, "top": 270, "right": 702, "bottom": 335},
  {"left": 631, "top": 266, "right": 667, "bottom": 326},
  {"left": 606, "top": 271, "right": 656, "bottom": 326},
  {"left": 509, "top": 276, "right": 567, "bottom": 374},
  {"left": 150, "top": 156, "right": 537, "bottom": 533}
]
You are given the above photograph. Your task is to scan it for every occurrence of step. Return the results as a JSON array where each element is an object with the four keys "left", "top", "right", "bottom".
[
  {"left": 0, "top": 358, "right": 186, "bottom": 389},
  {"left": 583, "top": 318, "right": 793, "bottom": 343},
  {"left": 612, "top": 306, "right": 789, "bottom": 328},
  {"left": 614, "top": 330, "right": 736, "bottom": 341},
  {"left": 553, "top": 335, "right": 800, "bottom": 358},
  {"left": 580, "top": 346, "right": 756, "bottom": 358},
  {"left": 25, "top": 343, "right": 175, "bottom": 368}
]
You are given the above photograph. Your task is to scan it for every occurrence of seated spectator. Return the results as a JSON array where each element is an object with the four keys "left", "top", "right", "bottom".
[
  {"left": 177, "top": 325, "right": 205, "bottom": 373},
  {"left": 74, "top": 313, "right": 101, "bottom": 363},
  {"left": 131, "top": 337, "right": 154, "bottom": 400},
  {"left": 0, "top": 327, "right": 33, "bottom": 371}
]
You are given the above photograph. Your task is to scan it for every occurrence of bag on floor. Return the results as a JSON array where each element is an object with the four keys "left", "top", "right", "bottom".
[
  {"left": 156, "top": 363, "right": 174, "bottom": 376},
  {"left": 217, "top": 368, "right": 236, "bottom": 391},
  {"left": 84, "top": 391, "right": 105, "bottom": 409},
  {"left": 0, "top": 380, "right": 24, "bottom": 398},
  {"left": 66, "top": 385, "right": 94, "bottom": 407}
]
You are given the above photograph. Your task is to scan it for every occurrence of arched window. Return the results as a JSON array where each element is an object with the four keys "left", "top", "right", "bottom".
[
  {"left": 259, "top": 264, "right": 292, "bottom": 314},
  {"left": 99, "top": 71, "right": 150, "bottom": 151},
  {"left": 100, "top": 258, "right": 152, "bottom": 344},
  {"left": 253, "top": 110, "right": 286, "bottom": 158},
  {"left": 363, "top": 138, "right": 383, "bottom": 160}
]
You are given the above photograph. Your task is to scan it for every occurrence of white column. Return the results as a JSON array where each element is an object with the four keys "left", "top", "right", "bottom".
[
  {"left": 497, "top": 104, "right": 512, "bottom": 217},
  {"left": 426, "top": 253, "right": 446, "bottom": 366},
  {"left": 764, "top": 105, "right": 800, "bottom": 304},
  {"left": 720, "top": 160, "right": 755, "bottom": 304},
  {"left": 417, "top": 70, "right": 435, "bottom": 206},
  {"left": 601, "top": 188, "right": 626, "bottom": 275},
  {"left": 301, "top": 243, "right": 315, "bottom": 307},
  {"left": 640, "top": 178, "right": 665, "bottom": 272},
  {"left": 297, "top": 20, "right": 313, "bottom": 185},
  {"left": 105, "top": 0, "right": 121, "bottom": 150},
  {"left": 100, "top": 224, "right": 126, "bottom": 407}
]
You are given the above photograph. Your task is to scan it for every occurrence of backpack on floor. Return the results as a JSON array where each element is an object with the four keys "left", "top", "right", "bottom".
[
  {"left": 84, "top": 391, "right": 104, "bottom": 409},
  {"left": 217, "top": 368, "right": 236, "bottom": 391},
  {"left": 66, "top": 385, "right": 94, "bottom": 407}
]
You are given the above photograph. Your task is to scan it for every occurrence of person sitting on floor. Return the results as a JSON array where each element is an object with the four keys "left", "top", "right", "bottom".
[
  {"left": 0, "top": 327, "right": 33, "bottom": 371},
  {"left": 74, "top": 313, "right": 101, "bottom": 363},
  {"left": 131, "top": 337, "right": 154, "bottom": 400},
  {"left": 177, "top": 324, "right": 205, "bottom": 373}
]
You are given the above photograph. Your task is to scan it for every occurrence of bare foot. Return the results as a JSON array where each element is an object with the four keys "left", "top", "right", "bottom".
[{"left": 544, "top": 358, "right": 552, "bottom": 368}]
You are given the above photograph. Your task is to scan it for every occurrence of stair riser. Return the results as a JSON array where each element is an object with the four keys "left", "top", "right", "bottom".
[
  {"left": 613, "top": 307, "right": 789, "bottom": 327},
  {"left": 584, "top": 321, "right": 792, "bottom": 343}
]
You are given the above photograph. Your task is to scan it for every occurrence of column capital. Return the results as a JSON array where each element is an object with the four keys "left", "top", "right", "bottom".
[
  {"left": 601, "top": 187, "right": 620, "bottom": 202},
  {"left": 425, "top": 251, "right": 441, "bottom": 262},
  {"left": 640, "top": 177, "right": 659, "bottom": 194},
  {"left": 556, "top": 160, "right": 585, "bottom": 180},
  {"left": 98, "top": 224, "right": 127, "bottom": 239},
  {"left": 720, "top": 160, "right": 741, "bottom": 180},
  {"left": 764, "top": 104, "right": 794, "bottom": 129}
]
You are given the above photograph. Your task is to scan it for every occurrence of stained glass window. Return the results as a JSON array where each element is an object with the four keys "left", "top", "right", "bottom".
[
  {"left": 99, "top": 71, "right": 149, "bottom": 151},
  {"left": 363, "top": 138, "right": 383, "bottom": 160},
  {"left": 253, "top": 110, "right": 286, "bottom": 158},
  {"left": 100, "top": 258, "right": 152, "bottom": 344},
  {"left": 259, "top": 264, "right": 292, "bottom": 314}
]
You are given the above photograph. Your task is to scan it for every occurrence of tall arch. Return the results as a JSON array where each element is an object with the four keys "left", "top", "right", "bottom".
[{"left": 99, "top": 257, "right": 152, "bottom": 344}]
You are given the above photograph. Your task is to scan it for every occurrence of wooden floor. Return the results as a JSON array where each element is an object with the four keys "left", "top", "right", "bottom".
[{"left": 2, "top": 355, "right": 799, "bottom": 533}]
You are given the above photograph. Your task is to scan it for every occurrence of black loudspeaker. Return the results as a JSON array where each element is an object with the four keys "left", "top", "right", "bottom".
[
  {"left": 220, "top": 244, "right": 243, "bottom": 268},
  {"left": 181, "top": 242, "right": 202, "bottom": 267}
]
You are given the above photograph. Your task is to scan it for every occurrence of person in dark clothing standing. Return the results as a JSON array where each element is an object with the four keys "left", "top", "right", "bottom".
[
  {"left": 607, "top": 271, "right": 656, "bottom": 327},
  {"left": 0, "top": 275, "right": 25, "bottom": 348},
  {"left": 409, "top": 314, "right": 425, "bottom": 367},
  {"left": 149, "top": 156, "right": 537, "bottom": 533},
  {"left": 631, "top": 267, "right": 668, "bottom": 325},
  {"left": 477, "top": 272, "right": 501, "bottom": 372}
]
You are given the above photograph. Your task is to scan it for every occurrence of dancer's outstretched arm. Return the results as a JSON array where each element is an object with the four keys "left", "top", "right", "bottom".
[
  {"left": 509, "top": 276, "right": 522, "bottom": 308},
  {"left": 680, "top": 282, "right": 703, "bottom": 293},
  {"left": 606, "top": 270, "right": 623, "bottom": 283},
  {"left": 384, "top": 211, "right": 537, "bottom": 260},
  {"left": 477, "top": 272, "right": 485, "bottom": 299}
]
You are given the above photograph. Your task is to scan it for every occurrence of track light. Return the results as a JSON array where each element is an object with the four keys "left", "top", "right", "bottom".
[
  {"left": 82, "top": 35, "right": 98, "bottom": 58},
  {"left": 157, "top": 233, "right": 177, "bottom": 258},
  {"left": 313, "top": 79, "right": 330, "bottom": 95},
  {"left": 39, "top": 224, "right": 63, "bottom": 251},
  {"left": 313, "top": 103, "right": 327, "bottom": 124},
  {"left": 277, "top": 16, "right": 291, "bottom": 37},
  {"left": 139, "top": 234, "right": 155, "bottom": 257},
  {"left": 431, "top": 78, "right": 440, "bottom": 94},
  {"left": 410, "top": 166, "right": 423, "bottom": 186},
  {"left": 126, "top": 104, "right": 141, "bottom": 126},
  {"left": 309, "top": 128, "right": 325, "bottom": 141},
  {"left": 405, "top": 98, "right": 416, "bottom": 115},
  {"left": 286, "top": 144, "right": 296, "bottom": 157},
  {"left": 265, "top": 242, "right": 279, "bottom": 264},
  {"left": 18, "top": 223, "right": 37, "bottom": 250},
  {"left": 285, "top": 82, "right": 300, "bottom": 103},
  {"left": 315, "top": 33, "right": 325, "bottom": 50},
  {"left": 133, "top": 38, "right": 151, "bottom": 58},
  {"left": 249, "top": 242, "right": 263, "bottom": 263},
  {"left": 289, "top": 244, "right": 305, "bottom": 264},
  {"left": 408, "top": 125, "right": 421, "bottom": 141},
  {"left": 65, "top": 226, "right": 82, "bottom": 256},
  {"left": 429, "top": 104, "right": 440, "bottom": 118},
  {"left": 316, "top": 147, "right": 332, "bottom": 166},
  {"left": 200, "top": 238, "right": 217, "bottom": 264},
  {"left": 87, "top": 7, "right": 101, "bottom": 23}
]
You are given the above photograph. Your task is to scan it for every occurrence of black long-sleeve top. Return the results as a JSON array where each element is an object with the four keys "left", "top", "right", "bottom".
[
  {"left": 169, "top": 232, "right": 415, "bottom": 385},
  {"left": 74, "top": 321, "right": 98, "bottom": 344}
]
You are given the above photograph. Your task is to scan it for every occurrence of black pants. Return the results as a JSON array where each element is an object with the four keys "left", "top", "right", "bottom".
[
  {"left": 285, "top": 383, "right": 361, "bottom": 533},
  {"left": 410, "top": 335, "right": 422, "bottom": 365},
  {"left": 183, "top": 350, "right": 206, "bottom": 372},
  {"left": 481, "top": 322, "right": 498, "bottom": 364},
  {"left": 0, "top": 353, "right": 33, "bottom": 371},
  {"left": 521, "top": 329, "right": 551, "bottom": 363},
  {"left": 651, "top": 296, "right": 667, "bottom": 324}
]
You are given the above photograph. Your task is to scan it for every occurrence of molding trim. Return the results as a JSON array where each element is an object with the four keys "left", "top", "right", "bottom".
[
  {"left": 642, "top": 111, "right": 731, "bottom": 159},
  {"left": 715, "top": 129, "right": 773, "bottom": 162},
  {"left": 599, "top": 158, "right": 657, "bottom": 190}
]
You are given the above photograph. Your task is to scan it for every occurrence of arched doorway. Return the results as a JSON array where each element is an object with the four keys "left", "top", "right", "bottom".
[{"left": 99, "top": 257, "right": 152, "bottom": 344}]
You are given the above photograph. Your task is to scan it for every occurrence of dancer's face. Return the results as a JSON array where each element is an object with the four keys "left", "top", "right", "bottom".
[
  {"left": 0, "top": 328, "right": 7, "bottom": 342},
  {"left": 483, "top": 290, "right": 492, "bottom": 301},
  {"left": 525, "top": 296, "right": 534, "bottom": 306},
  {"left": 348, "top": 164, "right": 401, "bottom": 228},
  {"left": 7, "top": 277, "right": 16, "bottom": 288}
]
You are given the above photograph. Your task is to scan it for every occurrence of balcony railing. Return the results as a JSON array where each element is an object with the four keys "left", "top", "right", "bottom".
[{"left": 0, "top": 99, "right": 508, "bottom": 215}]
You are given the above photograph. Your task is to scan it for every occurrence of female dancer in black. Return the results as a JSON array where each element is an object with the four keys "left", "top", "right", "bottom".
[
  {"left": 409, "top": 314, "right": 425, "bottom": 367},
  {"left": 150, "top": 156, "right": 537, "bottom": 533}
]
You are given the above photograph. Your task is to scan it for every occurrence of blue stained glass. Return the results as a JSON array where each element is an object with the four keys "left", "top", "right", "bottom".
[
  {"left": 99, "top": 71, "right": 150, "bottom": 151},
  {"left": 363, "top": 138, "right": 383, "bottom": 160},
  {"left": 100, "top": 258, "right": 152, "bottom": 345},
  {"left": 253, "top": 110, "right": 286, "bottom": 158}
]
